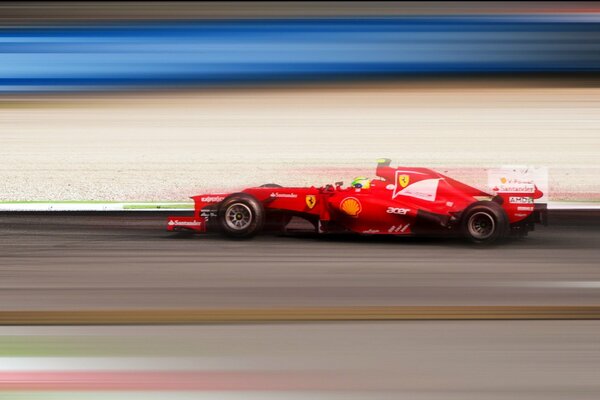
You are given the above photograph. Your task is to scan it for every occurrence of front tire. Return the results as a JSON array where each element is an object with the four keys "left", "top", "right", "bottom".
[
  {"left": 461, "top": 201, "right": 509, "bottom": 245},
  {"left": 218, "top": 193, "right": 265, "bottom": 238}
]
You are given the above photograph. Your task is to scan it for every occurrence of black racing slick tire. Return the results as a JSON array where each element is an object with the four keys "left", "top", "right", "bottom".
[
  {"left": 461, "top": 201, "right": 509, "bottom": 245},
  {"left": 218, "top": 193, "right": 265, "bottom": 238}
]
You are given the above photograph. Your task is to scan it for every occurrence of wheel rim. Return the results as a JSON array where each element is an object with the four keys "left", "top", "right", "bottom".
[
  {"left": 467, "top": 211, "right": 495, "bottom": 240},
  {"left": 225, "top": 203, "right": 253, "bottom": 230}
]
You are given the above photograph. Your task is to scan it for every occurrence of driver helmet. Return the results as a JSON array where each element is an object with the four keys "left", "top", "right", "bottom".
[{"left": 351, "top": 176, "right": 371, "bottom": 189}]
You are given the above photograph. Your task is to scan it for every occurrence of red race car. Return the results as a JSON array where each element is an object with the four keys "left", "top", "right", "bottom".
[{"left": 167, "top": 159, "right": 546, "bottom": 244}]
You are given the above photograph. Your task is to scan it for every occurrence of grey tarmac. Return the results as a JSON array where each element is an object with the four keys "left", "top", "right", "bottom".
[{"left": 0, "top": 211, "right": 598, "bottom": 311}]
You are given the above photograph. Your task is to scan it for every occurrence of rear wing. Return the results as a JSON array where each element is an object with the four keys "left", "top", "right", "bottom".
[
  {"left": 487, "top": 166, "right": 548, "bottom": 204},
  {"left": 488, "top": 166, "right": 548, "bottom": 226}
]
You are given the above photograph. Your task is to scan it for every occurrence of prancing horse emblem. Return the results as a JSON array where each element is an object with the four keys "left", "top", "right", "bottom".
[
  {"left": 398, "top": 174, "right": 410, "bottom": 188},
  {"left": 305, "top": 195, "right": 317, "bottom": 209}
]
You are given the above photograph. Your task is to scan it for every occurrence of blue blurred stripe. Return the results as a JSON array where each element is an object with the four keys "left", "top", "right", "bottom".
[{"left": 0, "top": 17, "right": 598, "bottom": 92}]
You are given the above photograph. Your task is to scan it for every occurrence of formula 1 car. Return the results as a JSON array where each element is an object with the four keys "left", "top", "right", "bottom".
[{"left": 167, "top": 159, "right": 546, "bottom": 244}]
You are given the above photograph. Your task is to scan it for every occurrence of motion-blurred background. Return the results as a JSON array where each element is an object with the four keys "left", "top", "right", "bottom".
[
  {"left": 0, "top": 1, "right": 598, "bottom": 202},
  {"left": 1, "top": 3, "right": 600, "bottom": 399}
]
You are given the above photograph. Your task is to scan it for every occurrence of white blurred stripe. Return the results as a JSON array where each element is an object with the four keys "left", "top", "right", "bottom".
[
  {"left": 0, "top": 357, "right": 244, "bottom": 371},
  {"left": 0, "top": 201, "right": 597, "bottom": 212},
  {"left": 0, "top": 203, "right": 192, "bottom": 211},
  {"left": 547, "top": 202, "right": 600, "bottom": 210},
  {"left": 516, "top": 281, "right": 600, "bottom": 289}
]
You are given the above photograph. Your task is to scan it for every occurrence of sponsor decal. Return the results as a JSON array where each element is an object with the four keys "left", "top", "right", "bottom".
[
  {"left": 388, "top": 224, "right": 410, "bottom": 233},
  {"left": 305, "top": 195, "right": 317, "bottom": 209},
  {"left": 362, "top": 229, "right": 380, "bottom": 234},
  {"left": 514, "top": 213, "right": 528, "bottom": 218},
  {"left": 200, "top": 196, "right": 225, "bottom": 203},
  {"left": 270, "top": 192, "right": 298, "bottom": 198},
  {"left": 509, "top": 196, "right": 534, "bottom": 204},
  {"left": 487, "top": 167, "right": 546, "bottom": 195},
  {"left": 340, "top": 197, "right": 362, "bottom": 217},
  {"left": 397, "top": 174, "right": 410, "bottom": 188},
  {"left": 386, "top": 207, "right": 409, "bottom": 215},
  {"left": 517, "top": 206, "right": 534, "bottom": 211},
  {"left": 492, "top": 185, "right": 535, "bottom": 193},
  {"left": 168, "top": 220, "right": 202, "bottom": 226},
  {"left": 393, "top": 174, "right": 440, "bottom": 202}
]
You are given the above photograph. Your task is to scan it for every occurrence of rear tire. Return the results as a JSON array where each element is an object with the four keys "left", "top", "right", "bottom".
[
  {"left": 461, "top": 201, "right": 509, "bottom": 245},
  {"left": 218, "top": 193, "right": 265, "bottom": 238}
]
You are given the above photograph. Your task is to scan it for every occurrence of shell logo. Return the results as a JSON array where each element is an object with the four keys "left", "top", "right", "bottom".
[{"left": 340, "top": 197, "right": 362, "bottom": 217}]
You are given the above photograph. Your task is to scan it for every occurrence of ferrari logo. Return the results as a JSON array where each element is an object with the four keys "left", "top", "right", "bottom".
[
  {"left": 305, "top": 195, "right": 317, "bottom": 209},
  {"left": 398, "top": 174, "right": 410, "bottom": 188}
]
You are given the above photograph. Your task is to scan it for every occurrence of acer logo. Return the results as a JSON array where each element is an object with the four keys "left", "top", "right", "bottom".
[{"left": 386, "top": 207, "right": 409, "bottom": 215}]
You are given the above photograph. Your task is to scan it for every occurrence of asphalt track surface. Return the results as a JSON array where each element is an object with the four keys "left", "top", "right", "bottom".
[{"left": 0, "top": 211, "right": 598, "bottom": 312}]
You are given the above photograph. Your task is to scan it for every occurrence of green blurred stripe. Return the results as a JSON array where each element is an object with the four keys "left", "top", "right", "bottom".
[{"left": 0, "top": 306, "right": 599, "bottom": 326}]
